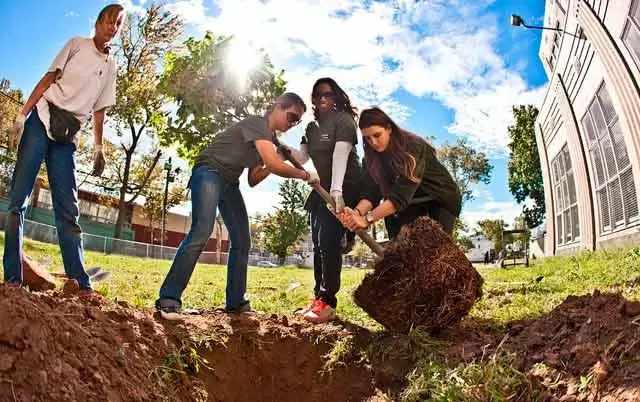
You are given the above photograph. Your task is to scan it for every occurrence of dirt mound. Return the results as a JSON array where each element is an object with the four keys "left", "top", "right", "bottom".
[
  {"left": 354, "top": 216, "right": 484, "bottom": 332},
  {"left": 443, "top": 291, "right": 640, "bottom": 401},
  {"left": 0, "top": 285, "right": 190, "bottom": 402},
  {"left": 2, "top": 283, "right": 639, "bottom": 402},
  {"left": 0, "top": 285, "right": 382, "bottom": 402},
  {"left": 508, "top": 291, "right": 640, "bottom": 400}
]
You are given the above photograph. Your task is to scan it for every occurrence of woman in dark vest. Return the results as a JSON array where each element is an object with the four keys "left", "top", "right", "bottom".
[
  {"left": 285, "top": 78, "right": 361, "bottom": 323},
  {"left": 339, "top": 106, "right": 461, "bottom": 239}
]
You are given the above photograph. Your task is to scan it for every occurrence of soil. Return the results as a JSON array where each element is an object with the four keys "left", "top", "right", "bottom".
[{"left": 1, "top": 284, "right": 639, "bottom": 402}]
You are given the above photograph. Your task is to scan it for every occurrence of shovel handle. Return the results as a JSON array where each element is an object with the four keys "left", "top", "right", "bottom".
[{"left": 275, "top": 140, "right": 384, "bottom": 257}]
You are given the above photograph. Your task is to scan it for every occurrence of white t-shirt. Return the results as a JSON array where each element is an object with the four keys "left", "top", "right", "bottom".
[{"left": 36, "top": 36, "right": 117, "bottom": 141}]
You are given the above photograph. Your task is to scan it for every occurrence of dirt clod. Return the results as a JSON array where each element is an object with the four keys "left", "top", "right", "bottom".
[
  {"left": 354, "top": 216, "right": 483, "bottom": 332},
  {"left": 62, "top": 278, "right": 80, "bottom": 295},
  {"left": 22, "top": 253, "right": 57, "bottom": 291}
]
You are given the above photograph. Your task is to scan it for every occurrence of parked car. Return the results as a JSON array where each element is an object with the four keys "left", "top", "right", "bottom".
[{"left": 256, "top": 261, "right": 278, "bottom": 268}]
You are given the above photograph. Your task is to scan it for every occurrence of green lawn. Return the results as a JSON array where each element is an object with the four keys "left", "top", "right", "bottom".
[{"left": 4, "top": 233, "right": 640, "bottom": 330}]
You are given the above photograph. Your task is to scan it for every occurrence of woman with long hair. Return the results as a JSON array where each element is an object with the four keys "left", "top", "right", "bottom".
[
  {"left": 339, "top": 106, "right": 461, "bottom": 239},
  {"left": 283, "top": 78, "right": 361, "bottom": 323},
  {"left": 155, "top": 93, "right": 319, "bottom": 319}
]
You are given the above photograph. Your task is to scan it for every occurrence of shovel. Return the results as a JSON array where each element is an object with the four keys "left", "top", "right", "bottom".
[
  {"left": 51, "top": 266, "right": 112, "bottom": 283},
  {"left": 273, "top": 137, "right": 384, "bottom": 257}
]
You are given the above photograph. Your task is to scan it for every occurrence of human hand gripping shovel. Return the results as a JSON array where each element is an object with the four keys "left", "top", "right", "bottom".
[{"left": 273, "top": 139, "right": 384, "bottom": 257}]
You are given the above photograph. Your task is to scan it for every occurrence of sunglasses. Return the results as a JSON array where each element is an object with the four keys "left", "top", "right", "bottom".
[
  {"left": 286, "top": 111, "right": 301, "bottom": 125},
  {"left": 312, "top": 91, "right": 336, "bottom": 100}
]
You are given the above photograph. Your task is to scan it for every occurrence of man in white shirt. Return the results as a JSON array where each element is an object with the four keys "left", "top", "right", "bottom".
[{"left": 4, "top": 4, "right": 124, "bottom": 291}]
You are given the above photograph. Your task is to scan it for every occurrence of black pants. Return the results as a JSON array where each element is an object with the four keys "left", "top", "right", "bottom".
[
  {"left": 385, "top": 201, "right": 457, "bottom": 239},
  {"left": 310, "top": 197, "right": 345, "bottom": 308}
]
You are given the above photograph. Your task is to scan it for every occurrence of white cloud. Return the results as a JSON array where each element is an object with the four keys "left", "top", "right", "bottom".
[
  {"left": 461, "top": 200, "right": 522, "bottom": 229},
  {"left": 65, "top": 11, "right": 79, "bottom": 17},
  {"left": 166, "top": 0, "right": 209, "bottom": 26},
  {"left": 168, "top": 0, "right": 544, "bottom": 156},
  {"left": 460, "top": 184, "right": 523, "bottom": 229},
  {"left": 116, "top": 0, "right": 146, "bottom": 15}
]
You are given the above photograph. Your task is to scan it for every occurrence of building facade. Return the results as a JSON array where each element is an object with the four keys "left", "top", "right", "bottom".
[{"left": 537, "top": 0, "right": 640, "bottom": 255}]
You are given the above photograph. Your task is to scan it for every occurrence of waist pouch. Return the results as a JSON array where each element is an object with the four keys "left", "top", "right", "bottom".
[{"left": 48, "top": 101, "right": 81, "bottom": 144}]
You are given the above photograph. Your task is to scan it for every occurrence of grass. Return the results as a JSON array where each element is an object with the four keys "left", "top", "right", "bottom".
[
  {"left": 472, "top": 248, "right": 640, "bottom": 327},
  {"left": 7, "top": 233, "right": 640, "bottom": 330},
  {"left": 4, "top": 234, "right": 640, "bottom": 401}
]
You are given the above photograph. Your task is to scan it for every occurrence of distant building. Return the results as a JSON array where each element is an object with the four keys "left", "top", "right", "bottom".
[
  {"left": 465, "top": 235, "right": 493, "bottom": 263},
  {"left": 6, "top": 177, "right": 230, "bottom": 253},
  {"left": 536, "top": 0, "right": 640, "bottom": 255}
]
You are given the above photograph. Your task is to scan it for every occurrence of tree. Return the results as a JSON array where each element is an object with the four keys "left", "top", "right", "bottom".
[
  {"left": 438, "top": 138, "right": 493, "bottom": 249},
  {"left": 438, "top": 138, "right": 493, "bottom": 205},
  {"left": 507, "top": 105, "right": 545, "bottom": 228},
  {"left": 452, "top": 219, "right": 473, "bottom": 252},
  {"left": 137, "top": 163, "right": 186, "bottom": 245},
  {"left": 263, "top": 180, "right": 310, "bottom": 264},
  {"left": 0, "top": 79, "right": 23, "bottom": 195},
  {"left": 477, "top": 219, "right": 507, "bottom": 252},
  {"left": 0, "top": 78, "right": 24, "bottom": 147},
  {"left": 249, "top": 213, "right": 266, "bottom": 252},
  {"left": 214, "top": 215, "right": 224, "bottom": 264},
  {"left": 158, "top": 32, "right": 287, "bottom": 163},
  {"left": 108, "top": 4, "right": 183, "bottom": 238}
]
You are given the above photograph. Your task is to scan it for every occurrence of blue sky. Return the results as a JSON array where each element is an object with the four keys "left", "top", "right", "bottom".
[{"left": 0, "top": 0, "right": 549, "bottom": 229}]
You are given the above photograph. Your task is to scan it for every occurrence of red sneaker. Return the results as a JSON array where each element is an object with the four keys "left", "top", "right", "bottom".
[
  {"left": 298, "top": 298, "right": 319, "bottom": 315},
  {"left": 303, "top": 300, "right": 336, "bottom": 323}
]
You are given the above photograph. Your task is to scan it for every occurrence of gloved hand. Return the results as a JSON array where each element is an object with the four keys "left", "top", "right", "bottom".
[
  {"left": 330, "top": 190, "right": 345, "bottom": 213},
  {"left": 91, "top": 144, "right": 106, "bottom": 176},
  {"left": 9, "top": 114, "right": 26, "bottom": 152},
  {"left": 305, "top": 171, "right": 320, "bottom": 185}
]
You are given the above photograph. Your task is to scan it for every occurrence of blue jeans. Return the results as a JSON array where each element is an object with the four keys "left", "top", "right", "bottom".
[
  {"left": 158, "top": 165, "right": 251, "bottom": 310},
  {"left": 3, "top": 109, "right": 91, "bottom": 289}
]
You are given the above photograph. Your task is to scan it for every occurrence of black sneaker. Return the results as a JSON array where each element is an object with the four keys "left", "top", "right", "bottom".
[
  {"left": 224, "top": 300, "right": 252, "bottom": 313},
  {"left": 155, "top": 298, "right": 182, "bottom": 321}
]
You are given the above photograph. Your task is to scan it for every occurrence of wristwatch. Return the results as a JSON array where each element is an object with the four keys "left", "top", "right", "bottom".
[{"left": 365, "top": 211, "right": 375, "bottom": 225}]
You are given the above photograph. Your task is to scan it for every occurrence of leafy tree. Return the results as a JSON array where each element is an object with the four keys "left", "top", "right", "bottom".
[
  {"left": 477, "top": 219, "right": 507, "bottom": 252},
  {"left": 507, "top": 105, "right": 545, "bottom": 228},
  {"left": 137, "top": 163, "right": 186, "bottom": 245},
  {"left": 0, "top": 78, "right": 24, "bottom": 147},
  {"left": 0, "top": 79, "right": 23, "bottom": 195},
  {"left": 438, "top": 138, "right": 492, "bottom": 248},
  {"left": 438, "top": 138, "right": 493, "bottom": 205},
  {"left": 108, "top": 3, "right": 183, "bottom": 238},
  {"left": 452, "top": 219, "right": 473, "bottom": 251},
  {"left": 456, "top": 235, "right": 474, "bottom": 252},
  {"left": 263, "top": 180, "right": 309, "bottom": 264},
  {"left": 250, "top": 213, "right": 266, "bottom": 252},
  {"left": 158, "top": 32, "right": 287, "bottom": 163}
]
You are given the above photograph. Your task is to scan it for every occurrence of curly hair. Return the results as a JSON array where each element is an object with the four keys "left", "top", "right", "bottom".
[{"left": 311, "top": 78, "right": 358, "bottom": 120}]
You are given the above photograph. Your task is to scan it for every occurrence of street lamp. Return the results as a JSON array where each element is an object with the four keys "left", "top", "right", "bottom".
[
  {"left": 160, "top": 156, "right": 182, "bottom": 253},
  {"left": 510, "top": 14, "right": 585, "bottom": 39}
]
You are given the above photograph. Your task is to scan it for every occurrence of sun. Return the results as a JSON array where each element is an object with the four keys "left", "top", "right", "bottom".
[{"left": 224, "top": 39, "right": 262, "bottom": 92}]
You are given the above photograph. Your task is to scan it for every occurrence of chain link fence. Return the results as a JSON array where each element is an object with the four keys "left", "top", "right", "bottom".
[
  {"left": 1, "top": 210, "right": 307, "bottom": 266},
  {"left": 0, "top": 212, "right": 232, "bottom": 264}
]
